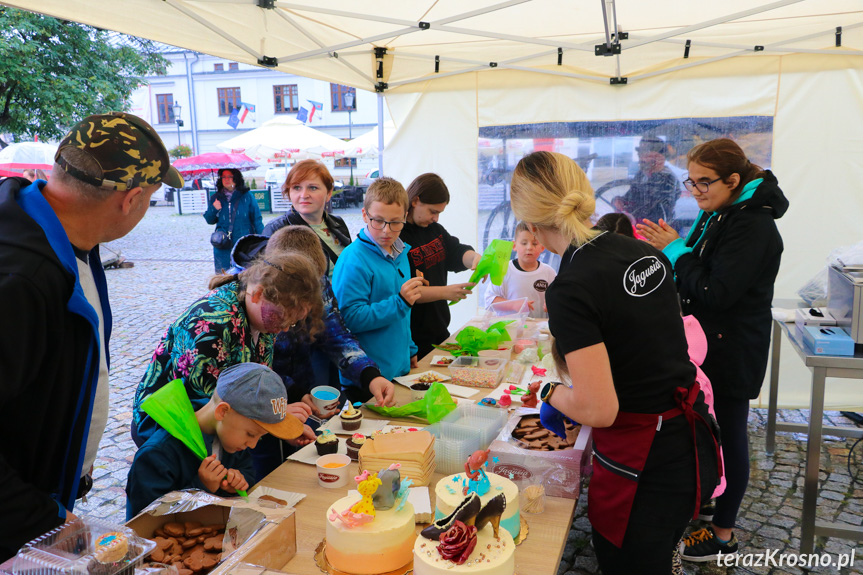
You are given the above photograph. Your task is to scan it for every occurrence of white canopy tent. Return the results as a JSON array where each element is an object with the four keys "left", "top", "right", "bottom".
[
  {"left": 342, "top": 123, "right": 397, "bottom": 158},
  {"left": 9, "top": 0, "right": 863, "bottom": 408},
  {"left": 216, "top": 116, "right": 348, "bottom": 161}
]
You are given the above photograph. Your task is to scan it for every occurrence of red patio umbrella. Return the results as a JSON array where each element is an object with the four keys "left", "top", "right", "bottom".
[{"left": 171, "top": 152, "right": 259, "bottom": 177}]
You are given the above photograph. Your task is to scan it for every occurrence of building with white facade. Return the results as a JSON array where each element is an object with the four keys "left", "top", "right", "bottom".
[{"left": 129, "top": 49, "right": 383, "bottom": 184}]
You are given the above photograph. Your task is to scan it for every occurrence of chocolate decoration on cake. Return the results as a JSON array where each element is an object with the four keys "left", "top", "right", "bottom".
[{"left": 437, "top": 521, "right": 478, "bottom": 565}]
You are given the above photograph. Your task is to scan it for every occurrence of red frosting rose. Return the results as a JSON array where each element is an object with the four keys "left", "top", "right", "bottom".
[{"left": 437, "top": 520, "right": 478, "bottom": 565}]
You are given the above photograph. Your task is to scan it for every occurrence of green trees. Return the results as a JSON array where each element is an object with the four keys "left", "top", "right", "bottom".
[{"left": 0, "top": 7, "right": 167, "bottom": 144}]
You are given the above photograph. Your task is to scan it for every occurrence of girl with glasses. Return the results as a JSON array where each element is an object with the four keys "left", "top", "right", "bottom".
[{"left": 637, "top": 138, "right": 789, "bottom": 562}]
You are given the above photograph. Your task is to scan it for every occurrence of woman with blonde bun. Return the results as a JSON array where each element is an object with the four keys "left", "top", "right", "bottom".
[{"left": 510, "top": 151, "right": 720, "bottom": 575}]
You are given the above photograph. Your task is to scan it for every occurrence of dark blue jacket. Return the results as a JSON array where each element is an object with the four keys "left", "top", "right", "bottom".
[
  {"left": 229, "top": 235, "right": 381, "bottom": 401},
  {"left": 0, "top": 178, "right": 110, "bottom": 560},
  {"left": 203, "top": 188, "right": 264, "bottom": 247},
  {"left": 126, "top": 427, "right": 255, "bottom": 519}
]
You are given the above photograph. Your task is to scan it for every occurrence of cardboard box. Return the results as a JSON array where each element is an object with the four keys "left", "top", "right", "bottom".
[
  {"left": 798, "top": 324, "right": 856, "bottom": 356},
  {"left": 487, "top": 409, "right": 592, "bottom": 500},
  {"left": 794, "top": 307, "right": 836, "bottom": 329},
  {"left": 126, "top": 493, "right": 296, "bottom": 575}
]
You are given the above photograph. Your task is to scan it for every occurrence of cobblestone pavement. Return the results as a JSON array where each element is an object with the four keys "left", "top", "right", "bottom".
[{"left": 78, "top": 206, "right": 863, "bottom": 574}]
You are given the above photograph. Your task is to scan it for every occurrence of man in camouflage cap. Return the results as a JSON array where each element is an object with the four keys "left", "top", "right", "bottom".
[{"left": 0, "top": 112, "right": 183, "bottom": 561}]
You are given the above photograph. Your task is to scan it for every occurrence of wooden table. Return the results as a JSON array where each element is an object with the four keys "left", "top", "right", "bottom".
[{"left": 257, "top": 344, "right": 579, "bottom": 575}]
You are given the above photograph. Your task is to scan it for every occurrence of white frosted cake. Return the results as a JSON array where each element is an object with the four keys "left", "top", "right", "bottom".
[
  {"left": 325, "top": 495, "right": 416, "bottom": 574},
  {"left": 413, "top": 522, "right": 515, "bottom": 575},
  {"left": 434, "top": 472, "right": 520, "bottom": 540}
]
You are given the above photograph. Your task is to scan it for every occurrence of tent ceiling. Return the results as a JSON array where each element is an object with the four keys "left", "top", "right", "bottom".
[{"left": 4, "top": 0, "right": 862, "bottom": 92}]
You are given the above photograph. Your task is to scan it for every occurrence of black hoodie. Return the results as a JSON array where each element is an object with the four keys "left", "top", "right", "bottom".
[{"left": 675, "top": 170, "right": 789, "bottom": 399}]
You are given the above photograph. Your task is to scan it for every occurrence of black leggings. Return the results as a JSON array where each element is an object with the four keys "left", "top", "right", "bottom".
[{"left": 712, "top": 395, "right": 751, "bottom": 530}]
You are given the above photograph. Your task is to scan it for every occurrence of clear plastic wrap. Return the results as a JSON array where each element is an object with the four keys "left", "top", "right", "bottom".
[
  {"left": 13, "top": 518, "right": 155, "bottom": 575},
  {"left": 487, "top": 408, "right": 592, "bottom": 500}
]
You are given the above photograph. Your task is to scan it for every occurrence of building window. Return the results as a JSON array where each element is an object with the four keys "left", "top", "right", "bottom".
[
  {"left": 156, "top": 94, "right": 174, "bottom": 124},
  {"left": 330, "top": 84, "right": 356, "bottom": 112},
  {"left": 218, "top": 87, "right": 241, "bottom": 116},
  {"left": 229, "top": 62, "right": 238, "bottom": 71},
  {"left": 274, "top": 85, "right": 298, "bottom": 114},
  {"left": 214, "top": 63, "right": 224, "bottom": 72},
  {"left": 334, "top": 157, "right": 356, "bottom": 168}
]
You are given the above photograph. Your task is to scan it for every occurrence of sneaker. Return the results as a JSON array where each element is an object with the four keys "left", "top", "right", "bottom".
[
  {"left": 698, "top": 501, "right": 716, "bottom": 522},
  {"left": 680, "top": 526, "right": 738, "bottom": 562}
]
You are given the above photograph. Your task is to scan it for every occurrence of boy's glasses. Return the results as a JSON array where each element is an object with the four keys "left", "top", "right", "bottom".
[
  {"left": 368, "top": 217, "right": 406, "bottom": 231},
  {"left": 683, "top": 176, "right": 722, "bottom": 194}
]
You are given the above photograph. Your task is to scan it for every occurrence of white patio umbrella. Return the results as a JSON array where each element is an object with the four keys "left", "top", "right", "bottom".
[
  {"left": 341, "top": 124, "right": 397, "bottom": 159},
  {"left": 216, "top": 116, "right": 347, "bottom": 162},
  {"left": 0, "top": 142, "right": 57, "bottom": 177}
]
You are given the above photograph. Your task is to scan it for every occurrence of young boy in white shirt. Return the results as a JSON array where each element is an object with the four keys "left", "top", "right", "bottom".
[{"left": 483, "top": 221, "right": 557, "bottom": 318}]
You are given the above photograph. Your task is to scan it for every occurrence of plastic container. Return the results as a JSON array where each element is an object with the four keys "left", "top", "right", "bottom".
[
  {"left": 484, "top": 297, "right": 530, "bottom": 339},
  {"left": 448, "top": 356, "right": 508, "bottom": 388},
  {"left": 13, "top": 518, "right": 156, "bottom": 575},
  {"left": 537, "top": 333, "right": 550, "bottom": 356},
  {"left": 478, "top": 349, "right": 510, "bottom": 360},
  {"left": 443, "top": 404, "right": 509, "bottom": 449},
  {"left": 426, "top": 421, "right": 481, "bottom": 474}
]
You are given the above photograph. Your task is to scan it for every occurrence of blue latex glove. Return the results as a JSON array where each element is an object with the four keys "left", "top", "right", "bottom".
[{"left": 540, "top": 401, "right": 576, "bottom": 439}]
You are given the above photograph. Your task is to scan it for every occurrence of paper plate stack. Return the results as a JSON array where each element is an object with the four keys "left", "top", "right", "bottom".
[{"left": 358, "top": 430, "right": 435, "bottom": 486}]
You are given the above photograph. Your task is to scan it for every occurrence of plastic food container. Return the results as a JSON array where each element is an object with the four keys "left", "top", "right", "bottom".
[
  {"left": 447, "top": 356, "right": 508, "bottom": 388},
  {"left": 442, "top": 404, "right": 509, "bottom": 449},
  {"left": 426, "top": 421, "right": 481, "bottom": 474},
  {"left": 13, "top": 518, "right": 156, "bottom": 575},
  {"left": 483, "top": 297, "right": 531, "bottom": 339}
]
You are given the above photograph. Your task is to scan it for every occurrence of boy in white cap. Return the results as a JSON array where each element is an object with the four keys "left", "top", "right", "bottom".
[{"left": 126, "top": 363, "right": 302, "bottom": 518}]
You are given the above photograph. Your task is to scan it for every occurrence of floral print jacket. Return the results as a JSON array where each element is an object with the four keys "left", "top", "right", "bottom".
[{"left": 131, "top": 282, "right": 272, "bottom": 446}]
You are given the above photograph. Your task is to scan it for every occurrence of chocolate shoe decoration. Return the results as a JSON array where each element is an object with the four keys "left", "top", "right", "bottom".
[
  {"left": 474, "top": 493, "right": 506, "bottom": 539},
  {"left": 421, "top": 492, "right": 480, "bottom": 541}
]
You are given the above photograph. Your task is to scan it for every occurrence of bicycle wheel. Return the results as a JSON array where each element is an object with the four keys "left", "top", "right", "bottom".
[{"left": 483, "top": 202, "right": 517, "bottom": 252}]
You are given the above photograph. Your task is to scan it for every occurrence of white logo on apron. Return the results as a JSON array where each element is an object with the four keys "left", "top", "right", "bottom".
[{"left": 623, "top": 256, "right": 666, "bottom": 297}]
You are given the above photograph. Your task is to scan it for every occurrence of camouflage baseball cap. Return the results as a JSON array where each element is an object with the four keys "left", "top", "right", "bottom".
[{"left": 55, "top": 112, "right": 184, "bottom": 191}]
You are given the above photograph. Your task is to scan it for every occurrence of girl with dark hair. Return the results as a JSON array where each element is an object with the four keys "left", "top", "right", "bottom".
[
  {"left": 399, "top": 173, "right": 481, "bottom": 358},
  {"left": 637, "top": 138, "right": 788, "bottom": 562},
  {"left": 594, "top": 212, "right": 636, "bottom": 237},
  {"left": 204, "top": 168, "right": 264, "bottom": 272}
]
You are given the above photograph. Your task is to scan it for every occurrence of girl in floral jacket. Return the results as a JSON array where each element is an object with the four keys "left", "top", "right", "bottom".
[{"left": 131, "top": 252, "right": 324, "bottom": 448}]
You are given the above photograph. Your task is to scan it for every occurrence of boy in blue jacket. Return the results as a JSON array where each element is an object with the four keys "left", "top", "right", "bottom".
[
  {"left": 332, "top": 178, "right": 426, "bottom": 401},
  {"left": 126, "top": 363, "right": 303, "bottom": 518}
]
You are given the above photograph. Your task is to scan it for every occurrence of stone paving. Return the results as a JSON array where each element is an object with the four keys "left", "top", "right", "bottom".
[{"left": 76, "top": 206, "right": 863, "bottom": 574}]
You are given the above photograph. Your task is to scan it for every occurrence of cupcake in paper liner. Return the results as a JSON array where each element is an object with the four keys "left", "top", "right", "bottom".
[
  {"left": 315, "top": 428, "right": 339, "bottom": 455},
  {"left": 346, "top": 433, "right": 366, "bottom": 460},
  {"left": 340, "top": 401, "right": 363, "bottom": 431}
]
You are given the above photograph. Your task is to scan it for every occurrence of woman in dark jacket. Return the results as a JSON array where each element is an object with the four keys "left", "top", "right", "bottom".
[
  {"left": 203, "top": 168, "right": 264, "bottom": 272},
  {"left": 262, "top": 159, "right": 351, "bottom": 278},
  {"left": 638, "top": 138, "right": 788, "bottom": 562}
]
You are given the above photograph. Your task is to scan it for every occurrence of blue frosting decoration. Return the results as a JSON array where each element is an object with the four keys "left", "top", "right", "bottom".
[
  {"left": 466, "top": 469, "right": 491, "bottom": 497},
  {"left": 394, "top": 478, "right": 413, "bottom": 512}
]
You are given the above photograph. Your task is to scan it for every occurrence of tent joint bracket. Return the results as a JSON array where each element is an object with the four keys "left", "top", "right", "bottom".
[
  {"left": 375, "top": 82, "right": 388, "bottom": 92},
  {"left": 595, "top": 42, "right": 621, "bottom": 56},
  {"left": 258, "top": 56, "right": 278, "bottom": 67},
  {"left": 419, "top": 21, "right": 430, "bottom": 30},
  {"left": 610, "top": 76, "right": 628, "bottom": 85},
  {"left": 256, "top": 0, "right": 275, "bottom": 9}
]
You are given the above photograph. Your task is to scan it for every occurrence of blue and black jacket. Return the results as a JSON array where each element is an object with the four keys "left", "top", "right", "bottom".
[
  {"left": 663, "top": 170, "right": 788, "bottom": 400},
  {"left": 0, "top": 178, "right": 110, "bottom": 561}
]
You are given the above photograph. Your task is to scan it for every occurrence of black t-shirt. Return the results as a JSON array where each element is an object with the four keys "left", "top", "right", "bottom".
[
  {"left": 399, "top": 222, "right": 473, "bottom": 348},
  {"left": 546, "top": 232, "right": 695, "bottom": 414}
]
